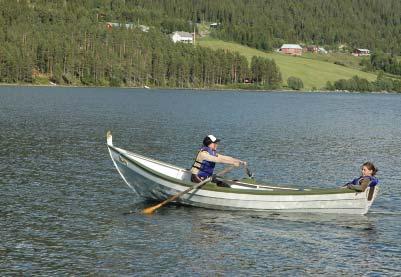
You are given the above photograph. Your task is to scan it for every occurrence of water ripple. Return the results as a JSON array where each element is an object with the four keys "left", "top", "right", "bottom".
[{"left": 1, "top": 87, "right": 401, "bottom": 275}]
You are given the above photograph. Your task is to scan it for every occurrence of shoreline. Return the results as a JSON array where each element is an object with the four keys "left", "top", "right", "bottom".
[{"left": 0, "top": 82, "right": 396, "bottom": 94}]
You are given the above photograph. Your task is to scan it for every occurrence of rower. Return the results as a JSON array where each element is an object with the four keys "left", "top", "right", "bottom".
[{"left": 190, "top": 135, "right": 246, "bottom": 186}]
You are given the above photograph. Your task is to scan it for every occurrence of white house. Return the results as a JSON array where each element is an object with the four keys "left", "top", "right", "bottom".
[
  {"left": 352, "top": 48, "right": 370, "bottom": 56},
  {"left": 171, "top": 31, "right": 194, "bottom": 44}
]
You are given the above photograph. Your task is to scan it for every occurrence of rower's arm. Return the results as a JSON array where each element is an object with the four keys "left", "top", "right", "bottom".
[
  {"left": 200, "top": 152, "right": 241, "bottom": 166},
  {"left": 346, "top": 178, "right": 371, "bottom": 192},
  {"left": 359, "top": 178, "right": 371, "bottom": 192}
]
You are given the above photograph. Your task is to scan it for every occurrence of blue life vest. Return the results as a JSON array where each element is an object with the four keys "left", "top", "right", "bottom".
[
  {"left": 192, "top": 146, "right": 217, "bottom": 178},
  {"left": 350, "top": 176, "right": 379, "bottom": 187}
]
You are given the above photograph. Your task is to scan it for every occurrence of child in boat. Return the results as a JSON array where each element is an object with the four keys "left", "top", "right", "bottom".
[{"left": 344, "top": 162, "right": 379, "bottom": 192}]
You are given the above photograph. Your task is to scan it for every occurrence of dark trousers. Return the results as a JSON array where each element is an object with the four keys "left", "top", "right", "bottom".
[
  {"left": 191, "top": 174, "right": 204, "bottom": 183},
  {"left": 191, "top": 174, "right": 230, "bottom": 187}
]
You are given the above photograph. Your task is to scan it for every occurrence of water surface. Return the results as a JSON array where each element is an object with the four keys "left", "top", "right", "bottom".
[{"left": 1, "top": 87, "right": 400, "bottom": 275}]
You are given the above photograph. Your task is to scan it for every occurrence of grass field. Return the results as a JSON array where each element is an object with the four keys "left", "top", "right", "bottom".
[
  {"left": 301, "top": 52, "right": 366, "bottom": 70},
  {"left": 198, "top": 37, "right": 377, "bottom": 90}
]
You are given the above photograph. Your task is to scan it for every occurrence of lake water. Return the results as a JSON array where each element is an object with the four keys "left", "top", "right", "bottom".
[{"left": 1, "top": 87, "right": 400, "bottom": 275}]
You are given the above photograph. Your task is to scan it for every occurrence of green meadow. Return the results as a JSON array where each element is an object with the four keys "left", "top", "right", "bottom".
[{"left": 198, "top": 37, "right": 377, "bottom": 90}]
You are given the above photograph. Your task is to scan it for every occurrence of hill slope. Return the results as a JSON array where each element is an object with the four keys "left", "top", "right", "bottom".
[
  {"left": 198, "top": 38, "right": 377, "bottom": 90},
  {"left": 107, "top": 0, "right": 401, "bottom": 54}
]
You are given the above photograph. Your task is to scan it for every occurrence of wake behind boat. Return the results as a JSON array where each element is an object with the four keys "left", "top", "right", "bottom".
[{"left": 106, "top": 132, "right": 379, "bottom": 214}]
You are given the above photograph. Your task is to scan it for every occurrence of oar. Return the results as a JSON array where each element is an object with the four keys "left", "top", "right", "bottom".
[
  {"left": 213, "top": 176, "right": 301, "bottom": 191},
  {"left": 244, "top": 164, "right": 254, "bottom": 179},
  {"left": 143, "top": 166, "right": 235, "bottom": 214}
]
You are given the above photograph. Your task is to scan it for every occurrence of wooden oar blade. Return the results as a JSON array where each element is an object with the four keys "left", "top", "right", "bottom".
[{"left": 143, "top": 203, "right": 163, "bottom": 214}]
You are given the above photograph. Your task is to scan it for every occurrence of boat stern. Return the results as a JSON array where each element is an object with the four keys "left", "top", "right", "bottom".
[{"left": 363, "top": 185, "right": 379, "bottom": 214}]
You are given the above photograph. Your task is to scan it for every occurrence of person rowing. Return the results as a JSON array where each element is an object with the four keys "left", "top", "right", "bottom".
[{"left": 190, "top": 135, "right": 246, "bottom": 187}]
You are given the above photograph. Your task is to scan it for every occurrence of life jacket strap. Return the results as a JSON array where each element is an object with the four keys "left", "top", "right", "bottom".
[
  {"left": 191, "top": 149, "right": 207, "bottom": 170},
  {"left": 191, "top": 147, "right": 216, "bottom": 177}
]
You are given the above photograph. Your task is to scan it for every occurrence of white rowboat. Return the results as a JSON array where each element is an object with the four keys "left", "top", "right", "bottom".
[{"left": 107, "top": 132, "right": 379, "bottom": 214}]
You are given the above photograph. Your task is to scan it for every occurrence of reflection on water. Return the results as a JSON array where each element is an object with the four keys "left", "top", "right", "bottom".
[{"left": 1, "top": 87, "right": 400, "bottom": 275}]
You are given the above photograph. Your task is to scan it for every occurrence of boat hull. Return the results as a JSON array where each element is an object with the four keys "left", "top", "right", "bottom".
[{"left": 107, "top": 141, "right": 379, "bottom": 214}]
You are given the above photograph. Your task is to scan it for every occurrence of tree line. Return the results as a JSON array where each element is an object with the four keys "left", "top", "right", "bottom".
[
  {"left": 119, "top": 0, "right": 401, "bottom": 54},
  {"left": 1, "top": 0, "right": 400, "bottom": 91},
  {"left": 361, "top": 53, "right": 401, "bottom": 76},
  {"left": 326, "top": 75, "right": 401, "bottom": 93},
  {"left": 0, "top": 0, "right": 282, "bottom": 88}
]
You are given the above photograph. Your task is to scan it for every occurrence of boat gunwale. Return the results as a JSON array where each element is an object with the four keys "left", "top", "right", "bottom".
[{"left": 108, "top": 144, "right": 359, "bottom": 196}]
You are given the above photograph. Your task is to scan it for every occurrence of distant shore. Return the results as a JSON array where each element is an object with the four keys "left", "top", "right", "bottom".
[{"left": 0, "top": 82, "right": 396, "bottom": 94}]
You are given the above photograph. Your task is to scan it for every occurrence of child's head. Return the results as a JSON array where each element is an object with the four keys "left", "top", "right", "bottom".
[{"left": 361, "top": 162, "right": 378, "bottom": 176}]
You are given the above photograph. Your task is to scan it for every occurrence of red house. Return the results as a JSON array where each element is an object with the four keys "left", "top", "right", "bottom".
[{"left": 280, "top": 44, "right": 303, "bottom": 56}]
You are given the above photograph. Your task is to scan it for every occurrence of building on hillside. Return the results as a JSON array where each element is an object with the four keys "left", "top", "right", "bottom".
[
  {"left": 106, "top": 22, "right": 134, "bottom": 29},
  {"left": 305, "top": 45, "right": 328, "bottom": 54},
  {"left": 138, "top": 25, "right": 149, "bottom": 32},
  {"left": 171, "top": 31, "right": 194, "bottom": 44},
  {"left": 318, "top": 47, "right": 328, "bottom": 54},
  {"left": 306, "top": 45, "right": 319, "bottom": 53},
  {"left": 106, "top": 22, "right": 149, "bottom": 32},
  {"left": 210, "top": 22, "right": 221, "bottom": 28},
  {"left": 279, "top": 44, "right": 303, "bottom": 56},
  {"left": 352, "top": 48, "right": 370, "bottom": 56}
]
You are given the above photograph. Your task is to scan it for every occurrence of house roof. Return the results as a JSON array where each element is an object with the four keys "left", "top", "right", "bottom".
[
  {"left": 281, "top": 44, "right": 302, "bottom": 49},
  {"left": 355, "top": 48, "right": 370, "bottom": 52},
  {"left": 173, "top": 31, "right": 193, "bottom": 38}
]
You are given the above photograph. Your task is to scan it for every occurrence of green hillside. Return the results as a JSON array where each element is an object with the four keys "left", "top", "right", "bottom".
[
  {"left": 198, "top": 37, "right": 377, "bottom": 90},
  {"left": 103, "top": 0, "right": 401, "bottom": 54},
  {"left": 3, "top": 0, "right": 399, "bottom": 91}
]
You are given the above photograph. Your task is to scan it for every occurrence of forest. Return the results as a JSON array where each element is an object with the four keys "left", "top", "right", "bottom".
[
  {"left": 110, "top": 0, "right": 401, "bottom": 54},
  {"left": 0, "top": 0, "right": 400, "bottom": 90},
  {"left": 0, "top": 0, "right": 282, "bottom": 88}
]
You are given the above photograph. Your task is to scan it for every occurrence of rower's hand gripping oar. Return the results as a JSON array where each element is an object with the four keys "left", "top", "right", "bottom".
[{"left": 143, "top": 166, "right": 235, "bottom": 215}]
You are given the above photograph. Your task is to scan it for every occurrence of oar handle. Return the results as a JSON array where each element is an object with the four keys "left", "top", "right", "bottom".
[{"left": 143, "top": 166, "right": 235, "bottom": 214}]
